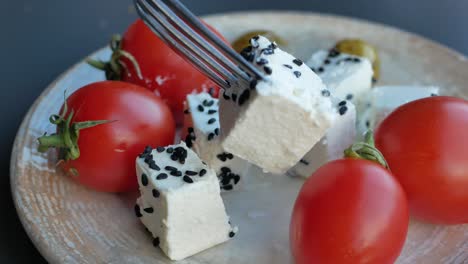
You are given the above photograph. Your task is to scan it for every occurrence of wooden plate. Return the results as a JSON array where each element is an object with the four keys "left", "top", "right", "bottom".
[{"left": 11, "top": 11, "right": 468, "bottom": 264}]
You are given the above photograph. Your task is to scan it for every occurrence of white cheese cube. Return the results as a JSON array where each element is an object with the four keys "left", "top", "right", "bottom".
[
  {"left": 183, "top": 93, "right": 249, "bottom": 192},
  {"left": 288, "top": 99, "right": 356, "bottom": 178},
  {"left": 220, "top": 36, "right": 337, "bottom": 174},
  {"left": 306, "top": 50, "right": 373, "bottom": 110},
  {"left": 135, "top": 142, "right": 236, "bottom": 261}
]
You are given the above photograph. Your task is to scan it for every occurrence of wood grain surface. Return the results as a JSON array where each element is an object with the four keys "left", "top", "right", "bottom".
[{"left": 11, "top": 12, "right": 468, "bottom": 264}]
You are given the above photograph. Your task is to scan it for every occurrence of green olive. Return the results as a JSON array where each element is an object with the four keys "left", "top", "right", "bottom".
[
  {"left": 231, "top": 30, "right": 287, "bottom": 53},
  {"left": 334, "top": 39, "right": 380, "bottom": 81}
]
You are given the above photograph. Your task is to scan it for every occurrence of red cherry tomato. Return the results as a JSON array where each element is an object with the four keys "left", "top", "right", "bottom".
[
  {"left": 40, "top": 81, "right": 175, "bottom": 192},
  {"left": 375, "top": 96, "right": 468, "bottom": 224},
  {"left": 290, "top": 159, "right": 409, "bottom": 264},
  {"left": 120, "top": 19, "right": 225, "bottom": 123}
]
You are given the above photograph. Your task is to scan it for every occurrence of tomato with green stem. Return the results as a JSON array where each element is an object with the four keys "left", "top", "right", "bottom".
[
  {"left": 87, "top": 19, "right": 226, "bottom": 123},
  {"left": 375, "top": 96, "right": 468, "bottom": 224},
  {"left": 290, "top": 132, "right": 409, "bottom": 264},
  {"left": 38, "top": 81, "right": 175, "bottom": 193}
]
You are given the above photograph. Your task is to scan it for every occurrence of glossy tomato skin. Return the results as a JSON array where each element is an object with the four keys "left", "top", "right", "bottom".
[
  {"left": 120, "top": 19, "right": 224, "bottom": 123},
  {"left": 290, "top": 159, "right": 408, "bottom": 264},
  {"left": 375, "top": 96, "right": 468, "bottom": 224},
  {"left": 63, "top": 81, "right": 175, "bottom": 192}
]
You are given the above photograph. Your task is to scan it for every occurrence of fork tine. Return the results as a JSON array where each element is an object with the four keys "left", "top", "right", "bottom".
[
  {"left": 135, "top": 0, "right": 232, "bottom": 88},
  {"left": 165, "top": 0, "right": 264, "bottom": 80},
  {"left": 135, "top": 0, "right": 231, "bottom": 88},
  {"left": 147, "top": 0, "right": 251, "bottom": 83}
]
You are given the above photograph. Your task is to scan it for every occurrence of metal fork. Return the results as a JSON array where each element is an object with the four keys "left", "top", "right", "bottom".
[{"left": 134, "top": 0, "right": 264, "bottom": 90}]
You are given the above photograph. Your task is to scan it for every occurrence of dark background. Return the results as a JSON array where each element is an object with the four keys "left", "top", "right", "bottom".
[{"left": 1, "top": 0, "right": 467, "bottom": 263}]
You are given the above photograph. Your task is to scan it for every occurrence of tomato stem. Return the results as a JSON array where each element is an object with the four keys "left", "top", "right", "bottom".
[
  {"left": 344, "top": 131, "right": 390, "bottom": 169},
  {"left": 86, "top": 34, "right": 143, "bottom": 81},
  {"left": 37, "top": 95, "right": 113, "bottom": 161}
]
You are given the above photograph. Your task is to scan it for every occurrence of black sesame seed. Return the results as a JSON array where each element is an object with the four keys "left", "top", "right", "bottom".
[
  {"left": 223, "top": 91, "right": 230, "bottom": 100},
  {"left": 318, "top": 67, "right": 324, "bottom": 73},
  {"left": 208, "top": 133, "right": 215, "bottom": 141},
  {"left": 197, "top": 105, "right": 204, "bottom": 112},
  {"left": 328, "top": 48, "right": 340, "bottom": 58},
  {"left": 321, "top": 89, "right": 331, "bottom": 97},
  {"left": 264, "top": 66, "right": 272, "bottom": 75},
  {"left": 141, "top": 174, "right": 148, "bottom": 186},
  {"left": 229, "top": 231, "right": 236, "bottom": 238},
  {"left": 223, "top": 184, "right": 233, "bottom": 191},
  {"left": 365, "top": 120, "right": 370, "bottom": 128},
  {"left": 233, "top": 175, "right": 241, "bottom": 184},
  {"left": 339, "top": 100, "right": 347, "bottom": 106},
  {"left": 183, "top": 175, "right": 194, "bottom": 183},
  {"left": 217, "top": 153, "right": 227, "bottom": 162},
  {"left": 261, "top": 48, "right": 274, "bottom": 55},
  {"left": 144, "top": 154, "right": 153, "bottom": 164},
  {"left": 221, "top": 175, "right": 232, "bottom": 185},
  {"left": 207, "top": 118, "right": 216, "bottom": 125},
  {"left": 220, "top": 167, "right": 231, "bottom": 173},
  {"left": 324, "top": 59, "right": 331, "bottom": 65},
  {"left": 300, "top": 159, "right": 310, "bottom": 165},
  {"left": 185, "top": 137, "right": 193, "bottom": 148},
  {"left": 226, "top": 153, "right": 234, "bottom": 159},
  {"left": 207, "top": 109, "right": 217, "bottom": 115},
  {"left": 170, "top": 155, "right": 178, "bottom": 161},
  {"left": 352, "top": 57, "right": 361, "bottom": 63},
  {"left": 293, "top": 59, "right": 303, "bottom": 66},
  {"left": 253, "top": 35, "right": 260, "bottom": 41},
  {"left": 174, "top": 146, "right": 185, "bottom": 152},
  {"left": 149, "top": 161, "right": 160, "bottom": 171},
  {"left": 199, "top": 169, "right": 207, "bottom": 177},
  {"left": 283, "top": 64, "right": 293, "bottom": 69},
  {"left": 157, "top": 173, "right": 168, "bottom": 180},
  {"left": 165, "top": 166, "right": 177, "bottom": 171},
  {"left": 134, "top": 204, "right": 142, "bottom": 218},
  {"left": 170, "top": 170, "right": 182, "bottom": 177},
  {"left": 310, "top": 67, "right": 316, "bottom": 73},
  {"left": 144, "top": 207, "right": 154, "bottom": 213},
  {"left": 339, "top": 106, "right": 348, "bottom": 116},
  {"left": 152, "top": 189, "right": 160, "bottom": 198},
  {"left": 344, "top": 57, "right": 353, "bottom": 62},
  {"left": 242, "top": 45, "right": 253, "bottom": 53},
  {"left": 431, "top": 93, "right": 438, "bottom": 97},
  {"left": 166, "top": 147, "right": 174, "bottom": 154},
  {"left": 204, "top": 100, "right": 215, "bottom": 107},
  {"left": 238, "top": 89, "right": 250, "bottom": 106},
  {"left": 293, "top": 71, "right": 301, "bottom": 78},
  {"left": 188, "top": 127, "right": 194, "bottom": 133},
  {"left": 183, "top": 109, "right": 190, "bottom": 114},
  {"left": 231, "top": 93, "right": 238, "bottom": 102},
  {"left": 256, "top": 58, "right": 268, "bottom": 65},
  {"left": 143, "top": 145, "right": 152, "bottom": 154},
  {"left": 156, "top": 146, "right": 165, "bottom": 153},
  {"left": 153, "top": 237, "right": 160, "bottom": 247},
  {"left": 269, "top": 42, "right": 278, "bottom": 49},
  {"left": 250, "top": 79, "right": 257, "bottom": 90},
  {"left": 214, "top": 128, "right": 220, "bottom": 136},
  {"left": 185, "top": 170, "right": 198, "bottom": 176},
  {"left": 346, "top": 94, "right": 354, "bottom": 100}
]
